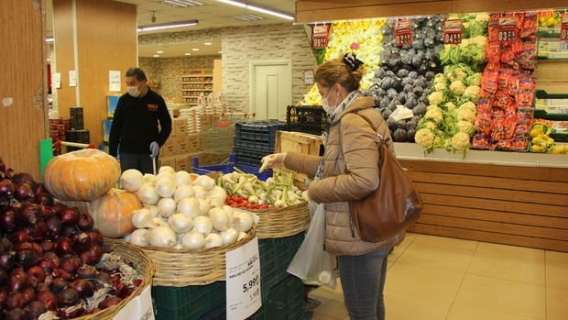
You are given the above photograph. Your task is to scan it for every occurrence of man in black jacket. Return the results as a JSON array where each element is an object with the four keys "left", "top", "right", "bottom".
[{"left": 109, "top": 67, "right": 172, "bottom": 174}]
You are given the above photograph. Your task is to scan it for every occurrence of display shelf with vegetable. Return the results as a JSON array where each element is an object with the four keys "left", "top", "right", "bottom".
[
  {"left": 0, "top": 156, "right": 152, "bottom": 320},
  {"left": 472, "top": 12, "right": 538, "bottom": 152}
]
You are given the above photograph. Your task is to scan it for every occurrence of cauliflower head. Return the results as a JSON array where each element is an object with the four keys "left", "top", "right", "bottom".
[
  {"left": 424, "top": 105, "right": 444, "bottom": 124},
  {"left": 444, "top": 102, "right": 457, "bottom": 112},
  {"left": 457, "top": 107, "right": 476, "bottom": 123},
  {"left": 463, "top": 86, "right": 481, "bottom": 103},
  {"left": 428, "top": 91, "right": 445, "bottom": 105},
  {"left": 415, "top": 128, "right": 435, "bottom": 149},
  {"left": 456, "top": 120, "right": 475, "bottom": 135},
  {"left": 466, "top": 73, "right": 482, "bottom": 87},
  {"left": 460, "top": 101, "right": 477, "bottom": 114},
  {"left": 450, "top": 81, "right": 466, "bottom": 96},
  {"left": 434, "top": 74, "right": 446, "bottom": 85},
  {"left": 451, "top": 131, "right": 472, "bottom": 152}
]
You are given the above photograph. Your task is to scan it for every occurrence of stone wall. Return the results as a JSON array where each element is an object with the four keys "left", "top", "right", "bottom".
[{"left": 138, "top": 23, "right": 317, "bottom": 111}]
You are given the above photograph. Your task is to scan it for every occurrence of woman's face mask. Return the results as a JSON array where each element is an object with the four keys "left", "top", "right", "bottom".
[{"left": 321, "top": 86, "right": 338, "bottom": 114}]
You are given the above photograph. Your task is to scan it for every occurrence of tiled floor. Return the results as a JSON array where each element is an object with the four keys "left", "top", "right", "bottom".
[{"left": 309, "top": 233, "right": 568, "bottom": 320}]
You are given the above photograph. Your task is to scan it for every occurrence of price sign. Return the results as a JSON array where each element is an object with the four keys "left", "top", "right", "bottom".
[
  {"left": 114, "top": 285, "right": 155, "bottom": 320},
  {"left": 561, "top": 13, "right": 568, "bottom": 42},
  {"left": 498, "top": 17, "right": 517, "bottom": 44},
  {"left": 312, "top": 24, "right": 330, "bottom": 49},
  {"left": 394, "top": 19, "right": 413, "bottom": 46},
  {"left": 443, "top": 19, "right": 463, "bottom": 44},
  {"left": 226, "top": 237, "right": 261, "bottom": 320}
]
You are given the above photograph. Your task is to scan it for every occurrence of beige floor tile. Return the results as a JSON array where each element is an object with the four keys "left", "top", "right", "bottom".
[
  {"left": 455, "top": 274, "right": 546, "bottom": 320},
  {"left": 386, "top": 261, "right": 465, "bottom": 303},
  {"left": 385, "top": 290, "right": 451, "bottom": 320},
  {"left": 546, "top": 251, "right": 568, "bottom": 290},
  {"left": 387, "top": 232, "right": 417, "bottom": 268},
  {"left": 546, "top": 286, "right": 568, "bottom": 320},
  {"left": 447, "top": 304, "right": 539, "bottom": 320},
  {"left": 311, "top": 302, "right": 348, "bottom": 319},
  {"left": 468, "top": 242, "right": 545, "bottom": 285},
  {"left": 396, "top": 234, "right": 478, "bottom": 272}
]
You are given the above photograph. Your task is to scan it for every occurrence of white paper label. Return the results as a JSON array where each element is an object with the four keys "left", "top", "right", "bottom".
[
  {"left": 113, "top": 285, "right": 155, "bottom": 320},
  {"left": 69, "top": 70, "right": 77, "bottom": 87},
  {"left": 109, "top": 70, "right": 121, "bottom": 92},
  {"left": 226, "top": 237, "right": 262, "bottom": 320}
]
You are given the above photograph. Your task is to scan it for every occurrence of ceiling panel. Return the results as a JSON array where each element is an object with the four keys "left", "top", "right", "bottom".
[{"left": 46, "top": 0, "right": 296, "bottom": 58}]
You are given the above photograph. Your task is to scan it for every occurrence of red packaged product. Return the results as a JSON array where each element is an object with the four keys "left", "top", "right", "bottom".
[{"left": 472, "top": 133, "right": 492, "bottom": 150}]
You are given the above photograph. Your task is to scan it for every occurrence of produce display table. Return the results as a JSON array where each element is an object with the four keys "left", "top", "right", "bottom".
[{"left": 395, "top": 143, "right": 568, "bottom": 252}]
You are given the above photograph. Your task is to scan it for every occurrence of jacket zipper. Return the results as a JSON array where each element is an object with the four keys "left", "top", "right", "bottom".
[{"left": 349, "top": 214, "right": 355, "bottom": 238}]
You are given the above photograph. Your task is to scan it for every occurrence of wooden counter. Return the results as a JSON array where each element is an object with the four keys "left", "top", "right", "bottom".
[{"left": 394, "top": 143, "right": 568, "bottom": 252}]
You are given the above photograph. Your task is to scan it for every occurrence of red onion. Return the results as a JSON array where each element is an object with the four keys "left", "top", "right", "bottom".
[
  {"left": 79, "top": 244, "right": 103, "bottom": 265},
  {"left": 40, "top": 240, "right": 55, "bottom": 253},
  {"left": 58, "top": 207, "right": 79, "bottom": 225},
  {"left": 98, "top": 296, "right": 122, "bottom": 309},
  {"left": 4, "top": 308, "right": 26, "bottom": 320},
  {"left": 27, "top": 265, "right": 46, "bottom": 287},
  {"left": 57, "top": 287, "right": 80, "bottom": 307},
  {"left": 55, "top": 237, "right": 74, "bottom": 255},
  {"left": 0, "top": 237, "right": 14, "bottom": 253},
  {"left": 77, "top": 213, "right": 94, "bottom": 230},
  {"left": 25, "top": 300, "right": 47, "bottom": 319},
  {"left": 0, "top": 251, "right": 16, "bottom": 270},
  {"left": 8, "top": 268, "right": 29, "bottom": 292},
  {"left": 0, "top": 178, "right": 14, "bottom": 197},
  {"left": 18, "top": 203, "right": 41, "bottom": 225},
  {"left": 0, "top": 287, "right": 9, "bottom": 308},
  {"left": 43, "top": 252, "right": 61, "bottom": 268},
  {"left": 46, "top": 215, "right": 62, "bottom": 237},
  {"left": 13, "top": 183, "right": 34, "bottom": 201},
  {"left": 59, "top": 255, "right": 82, "bottom": 273},
  {"left": 35, "top": 289, "right": 57, "bottom": 310},
  {"left": 70, "top": 278, "right": 94, "bottom": 298},
  {"left": 49, "top": 277, "right": 68, "bottom": 294},
  {"left": 15, "top": 249, "right": 39, "bottom": 269},
  {"left": 0, "top": 208, "right": 18, "bottom": 232},
  {"left": 87, "top": 229, "right": 104, "bottom": 245},
  {"left": 11, "top": 172, "right": 36, "bottom": 187},
  {"left": 10, "top": 231, "right": 32, "bottom": 244},
  {"left": 73, "top": 232, "right": 91, "bottom": 252},
  {"left": 21, "top": 287, "right": 36, "bottom": 304},
  {"left": 0, "top": 268, "right": 7, "bottom": 286}
]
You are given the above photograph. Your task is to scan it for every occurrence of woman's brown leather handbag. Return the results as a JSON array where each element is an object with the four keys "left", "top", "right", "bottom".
[{"left": 349, "top": 113, "right": 423, "bottom": 243}]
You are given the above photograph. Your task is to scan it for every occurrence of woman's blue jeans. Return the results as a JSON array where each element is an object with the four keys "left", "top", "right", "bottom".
[{"left": 337, "top": 246, "right": 392, "bottom": 320}]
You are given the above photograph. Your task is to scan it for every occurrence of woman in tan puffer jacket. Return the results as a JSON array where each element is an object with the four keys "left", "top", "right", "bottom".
[{"left": 263, "top": 53, "right": 404, "bottom": 320}]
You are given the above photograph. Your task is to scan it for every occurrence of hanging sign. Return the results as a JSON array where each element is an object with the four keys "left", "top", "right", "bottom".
[
  {"left": 498, "top": 17, "right": 517, "bottom": 44},
  {"left": 560, "top": 12, "right": 568, "bottom": 41},
  {"left": 394, "top": 20, "right": 413, "bottom": 46},
  {"left": 312, "top": 24, "right": 330, "bottom": 49},
  {"left": 226, "top": 237, "right": 262, "bottom": 320},
  {"left": 443, "top": 19, "right": 463, "bottom": 44}
]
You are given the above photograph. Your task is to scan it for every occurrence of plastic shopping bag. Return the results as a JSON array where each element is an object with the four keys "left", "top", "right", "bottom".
[{"left": 287, "top": 202, "right": 337, "bottom": 289}]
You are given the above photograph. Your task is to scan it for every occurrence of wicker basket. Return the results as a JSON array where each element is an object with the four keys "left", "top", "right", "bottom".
[
  {"left": 252, "top": 202, "right": 310, "bottom": 239},
  {"left": 141, "top": 226, "right": 256, "bottom": 287},
  {"left": 75, "top": 238, "right": 155, "bottom": 320}
]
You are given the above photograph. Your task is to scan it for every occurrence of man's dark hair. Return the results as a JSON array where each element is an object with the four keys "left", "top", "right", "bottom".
[{"left": 125, "top": 67, "right": 147, "bottom": 81}]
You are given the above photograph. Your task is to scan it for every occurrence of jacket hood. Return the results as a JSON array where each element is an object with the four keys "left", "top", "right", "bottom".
[{"left": 332, "top": 95, "right": 376, "bottom": 125}]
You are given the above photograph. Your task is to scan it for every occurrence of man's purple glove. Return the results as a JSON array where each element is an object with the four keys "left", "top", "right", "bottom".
[{"left": 149, "top": 141, "right": 160, "bottom": 158}]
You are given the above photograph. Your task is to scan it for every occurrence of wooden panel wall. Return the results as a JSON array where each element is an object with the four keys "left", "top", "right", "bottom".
[
  {"left": 296, "top": 0, "right": 568, "bottom": 22},
  {"left": 399, "top": 160, "right": 568, "bottom": 252},
  {"left": 0, "top": 0, "right": 47, "bottom": 179},
  {"left": 53, "top": 0, "right": 137, "bottom": 148}
]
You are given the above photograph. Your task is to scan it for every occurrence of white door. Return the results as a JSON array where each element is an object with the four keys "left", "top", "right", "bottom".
[{"left": 250, "top": 60, "right": 292, "bottom": 120}]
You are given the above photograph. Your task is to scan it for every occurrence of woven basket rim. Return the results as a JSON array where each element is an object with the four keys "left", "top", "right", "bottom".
[{"left": 74, "top": 238, "right": 155, "bottom": 320}]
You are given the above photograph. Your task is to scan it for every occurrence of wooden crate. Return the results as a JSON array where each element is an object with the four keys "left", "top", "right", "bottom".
[{"left": 274, "top": 131, "right": 322, "bottom": 190}]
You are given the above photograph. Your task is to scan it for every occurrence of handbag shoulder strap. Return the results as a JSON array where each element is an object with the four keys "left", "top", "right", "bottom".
[{"left": 355, "top": 109, "right": 391, "bottom": 146}]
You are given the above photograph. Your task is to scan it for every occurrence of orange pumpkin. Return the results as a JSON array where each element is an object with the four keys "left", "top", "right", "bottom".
[
  {"left": 88, "top": 188, "right": 141, "bottom": 238},
  {"left": 44, "top": 149, "right": 120, "bottom": 201}
]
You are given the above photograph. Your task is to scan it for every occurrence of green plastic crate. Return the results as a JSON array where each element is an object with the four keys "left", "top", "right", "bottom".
[
  {"left": 259, "top": 233, "right": 305, "bottom": 293},
  {"left": 152, "top": 282, "right": 226, "bottom": 320},
  {"left": 252, "top": 275, "right": 305, "bottom": 320}
]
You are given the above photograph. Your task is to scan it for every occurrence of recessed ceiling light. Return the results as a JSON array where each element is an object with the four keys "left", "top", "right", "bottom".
[
  {"left": 218, "top": 51, "right": 222, "bottom": 54},
  {"left": 157, "top": 50, "right": 164, "bottom": 53},
  {"left": 204, "top": 42, "right": 212, "bottom": 45},
  {"left": 153, "top": 54, "right": 160, "bottom": 57},
  {"left": 185, "top": 53, "right": 191, "bottom": 56},
  {"left": 192, "top": 48, "right": 199, "bottom": 51}
]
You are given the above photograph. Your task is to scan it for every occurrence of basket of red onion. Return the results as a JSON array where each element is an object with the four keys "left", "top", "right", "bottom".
[{"left": 0, "top": 166, "right": 155, "bottom": 320}]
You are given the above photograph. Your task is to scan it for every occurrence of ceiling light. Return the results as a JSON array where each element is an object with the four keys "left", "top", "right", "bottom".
[
  {"left": 233, "top": 14, "right": 264, "bottom": 21},
  {"left": 138, "top": 20, "right": 198, "bottom": 32},
  {"left": 45, "top": 37, "right": 54, "bottom": 42},
  {"left": 157, "top": 50, "right": 164, "bottom": 53},
  {"left": 216, "top": 0, "right": 294, "bottom": 21},
  {"left": 153, "top": 55, "right": 160, "bottom": 57},
  {"left": 163, "top": 0, "right": 203, "bottom": 7},
  {"left": 204, "top": 42, "right": 212, "bottom": 45},
  {"left": 192, "top": 48, "right": 199, "bottom": 51},
  {"left": 185, "top": 53, "right": 191, "bottom": 56}
]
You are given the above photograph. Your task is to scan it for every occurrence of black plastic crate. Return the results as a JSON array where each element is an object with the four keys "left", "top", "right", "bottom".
[
  {"left": 286, "top": 105, "right": 328, "bottom": 135},
  {"left": 152, "top": 282, "right": 226, "bottom": 320},
  {"left": 235, "top": 120, "right": 286, "bottom": 149},
  {"left": 233, "top": 144, "right": 274, "bottom": 167},
  {"left": 259, "top": 233, "right": 305, "bottom": 293},
  {"left": 252, "top": 275, "right": 305, "bottom": 320}
]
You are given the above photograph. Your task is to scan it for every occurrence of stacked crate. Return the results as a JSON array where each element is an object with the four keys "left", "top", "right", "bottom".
[
  {"left": 286, "top": 105, "right": 328, "bottom": 136},
  {"left": 233, "top": 120, "right": 286, "bottom": 167},
  {"left": 152, "top": 282, "right": 226, "bottom": 320}
]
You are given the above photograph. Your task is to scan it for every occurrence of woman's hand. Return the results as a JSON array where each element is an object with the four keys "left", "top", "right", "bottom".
[{"left": 259, "top": 153, "right": 287, "bottom": 172}]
